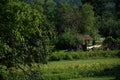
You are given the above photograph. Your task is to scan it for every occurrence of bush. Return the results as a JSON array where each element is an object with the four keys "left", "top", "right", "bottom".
[
  {"left": 103, "top": 37, "right": 120, "bottom": 50},
  {"left": 0, "top": 64, "right": 45, "bottom": 80},
  {"left": 47, "top": 50, "right": 120, "bottom": 61},
  {"left": 103, "top": 36, "right": 116, "bottom": 50},
  {"left": 0, "top": 65, "right": 8, "bottom": 80}
]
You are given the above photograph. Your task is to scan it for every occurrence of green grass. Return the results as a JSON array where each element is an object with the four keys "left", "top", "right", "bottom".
[
  {"left": 69, "top": 77, "right": 114, "bottom": 80},
  {"left": 46, "top": 58, "right": 120, "bottom": 67},
  {"left": 7, "top": 58, "right": 120, "bottom": 80},
  {"left": 5, "top": 50, "right": 120, "bottom": 80},
  {"left": 40, "top": 58, "right": 120, "bottom": 80}
]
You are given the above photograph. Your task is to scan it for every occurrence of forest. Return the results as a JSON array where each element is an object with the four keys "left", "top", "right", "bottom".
[{"left": 0, "top": 0, "right": 120, "bottom": 80}]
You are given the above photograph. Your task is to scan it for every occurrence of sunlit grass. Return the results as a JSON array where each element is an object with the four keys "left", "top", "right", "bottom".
[
  {"left": 46, "top": 58, "right": 120, "bottom": 68},
  {"left": 40, "top": 58, "right": 120, "bottom": 80}
]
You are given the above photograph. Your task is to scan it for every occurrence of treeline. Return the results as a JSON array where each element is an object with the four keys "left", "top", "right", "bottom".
[{"left": 0, "top": 0, "right": 120, "bottom": 67}]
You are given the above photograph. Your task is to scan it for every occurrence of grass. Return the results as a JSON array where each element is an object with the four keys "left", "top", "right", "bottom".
[
  {"left": 7, "top": 58, "right": 120, "bottom": 80},
  {"left": 46, "top": 58, "right": 120, "bottom": 67},
  {"left": 5, "top": 50, "right": 120, "bottom": 80},
  {"left": 69, "top": 77, "right": 114, "bottom": 80},
  {"left": 40, "top": 58, "right": 120, "bottom": 80}
]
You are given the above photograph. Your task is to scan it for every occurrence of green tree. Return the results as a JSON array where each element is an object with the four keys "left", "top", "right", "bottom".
[
  {"left": 55, "top": 2, "right": 83, "bottom": 34},
  {"left": 56, "top": 29, "right": 81, "bottom": 50},
  {"left": 99, "top": 12, "right": 117, "bottom": 37},
  {"left": 82, "top": 3, "right": 98, "bottom": 37},
  {"left": 0, "top": 0, "right": 50, "bottom": 67},
  {"left": 116, "top": 0, "right": 120, "bottom": 19},
  {"left": 82, "top": 0, "right": 105, "bottom": 16},
  {"left": 54, "top": 2, "right": 83, "bottom": 49},
  {"left": 43, "top": 0, "right": 57, "bottom": 47}
]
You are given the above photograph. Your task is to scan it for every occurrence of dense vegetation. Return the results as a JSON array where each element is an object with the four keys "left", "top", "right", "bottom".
[
  {"left": 0, "top": 0, "right": 120, "bottom": 80},
  {"left": 47, "top": 50, "right": 120, "bottom": 61}
]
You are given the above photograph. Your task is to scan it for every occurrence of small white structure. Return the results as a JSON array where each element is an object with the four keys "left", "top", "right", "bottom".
[{"left": 87, "top": 45, "right": 101, "bottom": 50}]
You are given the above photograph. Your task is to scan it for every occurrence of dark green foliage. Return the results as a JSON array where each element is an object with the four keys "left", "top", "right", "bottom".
[
  {"left": 103, "top": 37, "right": 120, "bottom": 50},
  {"left": 103, "top": 36, "right": 116, "bottom": 50},
  {"left": 0, "top": 0, "right": 53, "bottom": 79},
  {"left": 55, "top": 29, "right": 82, "bottom": 50},
  {"left": 116, "top": 38, "right": 120, "bottom": 49},
  {"left": 0, "top": 65, "right": 8, "bottom": 80},
  {"left": 99, "top": 13, "right": 120, "bottom": 38},
  {"left": 0, "top": 0, "right": 51, "bottom": 67},
  {"left": 116, "top": 0, "right": 120, "bottom": 19},
  {"left": 82, "top": 0, "right": 116, "bottom": 16},
  {"left": 0, "top": 65, "right": 44, "bottom": 80},
  {"left": 81, "top": 3, "right": 98, "bottom": 36}
]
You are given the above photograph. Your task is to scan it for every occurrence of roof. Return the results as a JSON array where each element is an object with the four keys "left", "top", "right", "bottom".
[{"left": 83, "top": 35, "right": 93, "bottom": 40}]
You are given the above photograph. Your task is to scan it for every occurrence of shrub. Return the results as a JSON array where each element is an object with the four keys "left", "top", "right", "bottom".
[
  {"left": 103, "top": 36, "right": 116, "bottom": 50},
  {"left": 64, "top": 53, "right": 73, "bottom": 60},
  {"left": 47, "top": 50, "right": 120, "bottom": 61},
  {"left": 0, "top": 65, "right": 8, "bottom": 80}
]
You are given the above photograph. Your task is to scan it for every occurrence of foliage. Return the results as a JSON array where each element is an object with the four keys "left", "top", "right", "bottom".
[
  {"left": 0, "top": 65, "right": 8, "bottom": 80},
  {"left": 82, "top": 3, "right": 98, "bottom": 37},
  {"left": 100, "top": 13, "right": 120, "bottom": 38},
  {"left": 54, "top": 2, "right": 82, "bottom": 34},
  {"left": 47, "top": 50, "right": 120, "bottom": 61},
  {"left": 55, "top": 29, "right": 82, "bottom": 50},
  {"left": 103, "top": 37, "right": 120, "bottom": 50},
  {"left": 0, "top": 0, "right": 51, "bottom": 67},
  {"left": 0, "top": 0, "right": 120, "bottom": 79}
]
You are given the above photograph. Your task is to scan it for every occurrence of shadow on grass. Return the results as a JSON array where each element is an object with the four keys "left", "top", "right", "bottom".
[{"left": 96, "top": 65, "right": 120, "bottom": 80}]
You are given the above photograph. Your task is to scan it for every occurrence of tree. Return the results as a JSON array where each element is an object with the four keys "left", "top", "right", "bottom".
[
  {"left": 81, "top": 3, "right": 98, "bottom": 37},
  {"left": 82, "top": 0, "right": 105, "bottom": 16},
  {"left": 54, "top": 2, "right": 83, "bottom": 49},
  {"left": 55, "top": 29, "right": 82, "bottom": 50},
  {"left": 116, "top": 0, "right": 120, "bottom": 19},
  {"left": 0, "top": 0, "right": 50, "bottom": 67},
  {"left": 99, "top": 11, "right": 119, "bottom": 38},
  {"left": 43, "top": 0, "right": 57, "bottom": 47},
  {"left": 55, "top": 2, "right": 83, "bottom": 34}
]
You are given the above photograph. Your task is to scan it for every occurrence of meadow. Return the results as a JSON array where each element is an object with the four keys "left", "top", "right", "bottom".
[
  {"left": 41, "top": 58, "right": 120, "bottom": 80},
  {"left": 3, "top": 51, "right": 120, "bottom": 80},
  {"left": 2, "top": 50, "right": 120, "bottom": 80}
]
